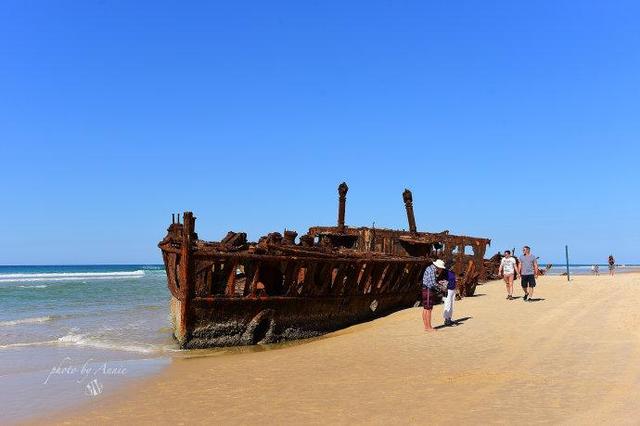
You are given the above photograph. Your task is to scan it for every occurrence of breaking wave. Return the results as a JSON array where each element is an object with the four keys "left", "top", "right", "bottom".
[
  {"left": 0, "top": 316, "right": 55, "bottom": 327},
  {"left": 0, "top": 333, "right": 162, "bottom": 354},
  {"left": 0, "top": 270, "right": 145, "bottom": 283},
  {"left": 57, "top": 333, "right": 159, "bottom": 354},
  {"left": 0, "top": 340, "right": 59, "bottom": 349}
]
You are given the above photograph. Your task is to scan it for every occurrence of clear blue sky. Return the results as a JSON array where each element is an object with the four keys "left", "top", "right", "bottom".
[{"left": 1, "top": 1, "right": 639, "bottom": 265}]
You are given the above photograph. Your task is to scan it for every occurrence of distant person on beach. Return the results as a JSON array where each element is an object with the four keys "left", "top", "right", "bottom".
[
  {"left": 438, "top": 260, "right": 457, "bottom": 326},
  {"left": 518, "top": 246, "right": 539, "bottom": 302},
  {"left": 422, "top": 259, "right": 444, "bottom": 332},
  {"left": 592, "top": 265, "right": 599, "bottom": 276},
  {"left": 499, "top": 250, "right": 517, "bottom": 300},
  {"left": 608, "top": 255, "right": 615, "bottom": 276}
]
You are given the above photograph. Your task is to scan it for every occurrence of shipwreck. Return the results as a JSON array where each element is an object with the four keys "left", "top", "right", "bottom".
[{"left": 159, "top": 183, "right": 491, "bottom": 348}]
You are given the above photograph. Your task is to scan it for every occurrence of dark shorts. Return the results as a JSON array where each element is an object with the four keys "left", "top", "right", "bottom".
[
  {"left": 422, "top": 288, "right": 435, "bottom": 310},
  {"left": 521, "top": 274, "right": 536, "bottom": 288}
]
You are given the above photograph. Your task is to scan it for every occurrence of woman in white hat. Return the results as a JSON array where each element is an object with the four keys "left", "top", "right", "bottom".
[{"left": 422, "top": 259, "right": 446, "bottom": 332}]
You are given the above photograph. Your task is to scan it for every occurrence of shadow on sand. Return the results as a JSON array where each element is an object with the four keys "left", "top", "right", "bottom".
[
  {"left": 510, "top": 296, "right": 545, "bottom": 302},
  {"left": 435, "top": 316, "right": 472, "bottom": 330}
]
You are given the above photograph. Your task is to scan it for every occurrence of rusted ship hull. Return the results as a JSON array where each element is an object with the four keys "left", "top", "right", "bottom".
[
  {"left": 161, "top": 219, "right": 429, "bottom": 348},
  {"left": 170, "top": 292, "right": 420, "bottom": 348},
  {"left": 159, "top": 184, "right": 490, "bottom": 349}
]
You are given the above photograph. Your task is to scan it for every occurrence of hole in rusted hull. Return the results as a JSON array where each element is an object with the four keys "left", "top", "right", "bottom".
[{"left": 252, "top": 318, "right": 271, "bottom": 344}]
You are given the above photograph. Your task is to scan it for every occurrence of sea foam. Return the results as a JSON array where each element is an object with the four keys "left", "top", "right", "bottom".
[
  {"left": 0, "top": 316, "right": 54, "bottom": 327},
  {"left": 0, "top": 270, "right": 145, "bottom": 283},
  {"left": 0, "top": 340, "right": 59, "bottom": 349},
  {"left": 57, "top": 333, "right": 158, "bottom": 354}
]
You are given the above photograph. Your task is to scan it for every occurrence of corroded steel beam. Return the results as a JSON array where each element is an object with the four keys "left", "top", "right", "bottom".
[
  {"left": 403, "top": 189, "right": 417, "bottom": 234},
  {"left": 177, "top": 211, "right": 195, "bottom": 344},
  {"left": 337, "top": 182, "right": 349, "bottom": 233}
]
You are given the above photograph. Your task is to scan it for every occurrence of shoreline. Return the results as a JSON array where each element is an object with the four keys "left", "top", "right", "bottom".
[
  {"left": 31, "top": 273, "right": 640, "bottom": 424},
  {"left": 545, "top": 265, "right": 640, "bottom": 276},
  {"left": 2, "top": 355, "right": 170, "bottom": 425}
]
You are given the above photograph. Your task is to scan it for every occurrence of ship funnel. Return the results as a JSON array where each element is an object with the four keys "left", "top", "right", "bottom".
[
  {"left": 337, "top": 182, "right": 349, "bottom": 233},
  {"left": 403, "top": 189, "right": 417, "bottom": 234}
]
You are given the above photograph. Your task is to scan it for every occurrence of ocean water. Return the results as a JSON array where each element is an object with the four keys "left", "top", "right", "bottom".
[
  {"left": 542, "top": 264, "right": 640, "bottom": 276},
  {"left": 2, "top": 263, "right": 639, "bottom": 423},
  {"left": 0, "top": 265, "right": 173, "bottom": 424}
]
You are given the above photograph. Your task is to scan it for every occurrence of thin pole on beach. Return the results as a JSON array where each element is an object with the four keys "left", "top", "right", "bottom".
[{"left": 565, "top": 245, "right": 570, "bottom": 282}]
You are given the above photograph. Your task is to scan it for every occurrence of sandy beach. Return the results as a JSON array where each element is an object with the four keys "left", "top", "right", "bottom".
[{"left": 39, "top": 272, "right": 640, "bottom": 425}]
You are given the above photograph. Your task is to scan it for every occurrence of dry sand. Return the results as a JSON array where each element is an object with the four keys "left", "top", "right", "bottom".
[{"left": 41, "top": 273, "right": 640, "bottom": 425}]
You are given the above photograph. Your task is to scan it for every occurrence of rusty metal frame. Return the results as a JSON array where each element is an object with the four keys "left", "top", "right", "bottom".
[{"left": 158, "top": 183, "right": 492, "bottom": 348}]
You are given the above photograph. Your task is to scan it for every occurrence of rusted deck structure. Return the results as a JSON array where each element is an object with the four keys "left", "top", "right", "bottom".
[
  {"left": 309, "top": 188, "right": 491, "bottom": 297},
  {"left": 159, "top": 183, "right": 491, "bottom": 348}
]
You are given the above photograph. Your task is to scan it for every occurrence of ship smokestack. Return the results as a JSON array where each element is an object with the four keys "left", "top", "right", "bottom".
[
  {"left": 337, "top": 182, "right": 349, "bottom": 233},
  {"left": 403, "top": 188, "right": 417, "bottom": 234}
]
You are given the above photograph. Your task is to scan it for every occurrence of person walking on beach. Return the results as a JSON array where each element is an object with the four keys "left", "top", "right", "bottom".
[
  {"left": 437, "top": 260, "right": 456, "bottom": 326},
  {"left": 422, "top": 259, "right": 444, "bottom": 332},
  {"left": 592, "top": 264, "right": 600, "bottom": 276},
  {"left": 499, "top": 250, "right": 517, "bottom": 300},
  {"left": 518, "top": 246, "right": 539, "bottom": 302},
  {"left": 608, "top": 255, "right": 616, "bottom": 276}
]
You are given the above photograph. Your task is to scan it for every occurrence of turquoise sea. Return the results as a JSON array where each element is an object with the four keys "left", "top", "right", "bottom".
[{"left": 0, "top": 265, "right": 173, "bottom": 424}]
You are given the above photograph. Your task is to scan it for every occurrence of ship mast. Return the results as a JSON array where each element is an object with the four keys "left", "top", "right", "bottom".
[
  {"left": 337, "top": 182, "right": 348, "bottom": 233},
  {"left": 402, "top": 189, "right": 417, "bottom": 235}
]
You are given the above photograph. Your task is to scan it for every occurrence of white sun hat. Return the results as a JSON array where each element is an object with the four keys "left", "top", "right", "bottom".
[{"left": 433, "top": 259, "right": 446, "bottom": 269}]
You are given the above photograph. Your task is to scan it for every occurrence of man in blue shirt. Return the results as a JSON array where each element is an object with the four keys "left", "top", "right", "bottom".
[{"left": 422, "top": 259, "right": 445, "bottom": 332}]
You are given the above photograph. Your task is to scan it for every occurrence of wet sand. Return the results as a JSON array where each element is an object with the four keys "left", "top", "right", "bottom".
[{"left": 40, "top": 273, "right": 640, "bottom": 425}]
